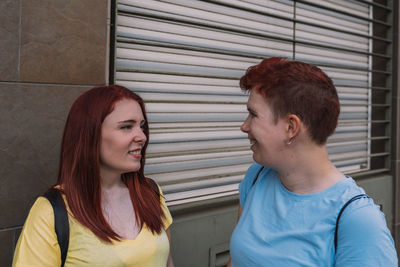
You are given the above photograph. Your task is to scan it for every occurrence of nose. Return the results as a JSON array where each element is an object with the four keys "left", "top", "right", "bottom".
[
  {"left": 134, "top": 127, "right": 147, "bottom": 144},
  {"left": 241, "top": 115, "right": 250, "bottom": 133}
]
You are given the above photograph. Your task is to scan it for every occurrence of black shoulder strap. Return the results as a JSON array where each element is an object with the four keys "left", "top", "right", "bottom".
[
  {"left": 148, "top": 178, "right": 160, "bottom": 196},
  {"left": 240, "top": 166, "right": 265, "bottom": 204},
  {"left": 251, "top": 166, "right": 265, "bottom": 187},
  {"left": 43, "top": 189, "right": 69, "bottom": 267},
  {"left": 334, "top": 193, "right": 369, "bottom": 251}
]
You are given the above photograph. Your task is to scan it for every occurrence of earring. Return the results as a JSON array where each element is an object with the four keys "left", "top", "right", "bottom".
[{"left": 286, "top": 137, "right": 294, "bottom": 145}]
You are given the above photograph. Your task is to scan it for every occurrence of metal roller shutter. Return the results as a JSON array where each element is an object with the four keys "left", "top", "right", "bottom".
[{"left": 113, "top": 0, "right": 389, "bottom": 205}]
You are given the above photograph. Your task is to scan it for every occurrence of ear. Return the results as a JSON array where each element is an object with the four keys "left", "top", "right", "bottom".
[{"left": 286, "top": 114, "right": 301, "bottom": 140}]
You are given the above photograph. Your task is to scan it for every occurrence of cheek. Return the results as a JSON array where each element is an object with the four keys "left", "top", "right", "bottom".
[
  {"left": 100, "top": 135, "right": 118, "bottom": 160},
  {"left": 253, "top": 123, "right": 267, "bottom": 141}
]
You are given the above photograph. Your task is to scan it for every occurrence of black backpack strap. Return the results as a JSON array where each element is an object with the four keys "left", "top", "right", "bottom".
[
  {"left": 334, "top": 193, "right": 369, "bottom": 251},
  {"left": 239, "top": 166, "right": 265, "bottom": 205},
  {"left": 148, "top": 178, "right": 160, "bottom": 196},
  {"left": 43, "top": 189, "right": 69, "bottom": 267},
  {"left": 251, "top": 166, "right": 265, "bottom": 187}
]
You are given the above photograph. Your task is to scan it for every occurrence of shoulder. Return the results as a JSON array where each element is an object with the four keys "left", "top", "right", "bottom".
[
  {"left": 336, "top": 196, "right": 397, "bottom": 265},
  {"left": 19, "top": 196, "right": 56, "bottom": 239},
  {"left": 13, "top": 197, "right": 61, "bottom": 267},
  {"left": 239, "top": 163, "right": 273, "bottom": 207},
  {"left": 339, "top": 196, "right": 389, "bottom": 238},
  {"left": 335, "top": 180, "right": 386, "bottom": 241},
  {"left": 26, "top": 196, "right": 55, "bottom": 225}
]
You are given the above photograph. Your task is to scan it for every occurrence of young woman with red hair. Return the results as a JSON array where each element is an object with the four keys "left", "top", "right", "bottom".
[
  {"left": 13, "top": 85, "right": 174, "bottom": 266},
  {"left": 228, "top": 58, "right": 397, "bottom": 266}
]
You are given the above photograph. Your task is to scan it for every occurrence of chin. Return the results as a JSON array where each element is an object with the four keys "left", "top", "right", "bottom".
[
  {"left": 252, "top": 153, "right": 261, "bottom": 164},
  {"left": 252, "top": 155, "right": 271, "bottom": 168},
  {"left": 124, "top": 165, "right": 141, "bottom": 173},
  {"left": 130, "top": 167, "right": 141, "bottom": 173}
]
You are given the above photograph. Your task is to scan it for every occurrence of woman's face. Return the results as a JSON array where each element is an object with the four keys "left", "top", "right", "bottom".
[
  {"left": 99, "top": 99, "right": 147, "bottom": 178},
  {"left": 241, "top": 90, "right": 287, "bottom": 168}
]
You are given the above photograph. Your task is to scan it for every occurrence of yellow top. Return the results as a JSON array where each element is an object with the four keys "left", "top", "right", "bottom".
[{"left": 13, "top": 188, "right": 173, "bottom": 267}]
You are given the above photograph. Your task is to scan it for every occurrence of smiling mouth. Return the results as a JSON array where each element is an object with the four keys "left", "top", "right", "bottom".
[
  {"left": 128, "top": 150, "right": 141, "bottom": 155},
  {"left": 249, "top": 138, "right": 256, "bottom": 145}
]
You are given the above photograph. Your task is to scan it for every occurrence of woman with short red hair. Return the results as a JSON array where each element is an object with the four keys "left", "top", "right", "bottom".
[
  {"left": 228, "top": 58, "right": 397, "bottom": 266},
  {"left": 13, "top": 85, "right": 174, "bottom": 267}
]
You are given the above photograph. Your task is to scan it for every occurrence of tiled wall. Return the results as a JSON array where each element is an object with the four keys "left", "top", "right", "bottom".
[{"left": 0, "top": 1, "right": 108, "bottom": 266}]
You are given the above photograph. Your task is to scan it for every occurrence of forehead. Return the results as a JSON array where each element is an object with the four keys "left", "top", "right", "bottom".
[
  {"left": 248, "top": 90, "right": 269, "bottom": 109},
  {"left": 247, "top": 89, "right": 278, "bottom": 121},
  {"left": 106, "top": 99, "right": 143, "bottom": 121}
]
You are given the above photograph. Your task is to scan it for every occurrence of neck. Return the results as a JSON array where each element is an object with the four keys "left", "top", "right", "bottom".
[
  {"left": 100, "top": 167, "right": 124, "bottom": 191},
  {"left": 276, "top": 144, "right": 345, "bottom": 194}
]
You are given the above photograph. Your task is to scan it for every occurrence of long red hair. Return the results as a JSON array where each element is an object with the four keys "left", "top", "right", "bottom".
[{"left": 55, "top": 85, "right": 165, "bottom": 242}]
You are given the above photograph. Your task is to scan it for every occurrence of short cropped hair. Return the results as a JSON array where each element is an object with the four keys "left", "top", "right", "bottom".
[{"left": 240, "top": 57, "right": 340, "bottom": 145}]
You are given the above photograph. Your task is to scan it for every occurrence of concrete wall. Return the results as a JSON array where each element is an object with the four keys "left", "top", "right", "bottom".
[
  {"left": 170, "top": 201, "right": 238, "bottom": 267},
  {"left": 0, "top": 1, "right": 109, "bottom": 266}
]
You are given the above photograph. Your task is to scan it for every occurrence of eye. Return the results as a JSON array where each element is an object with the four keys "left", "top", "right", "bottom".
[
  {"left": 249, "top": 111, "right": 257, "bottom": 118},
  {"left": 120, "top": 125, "right": 133, "bottom": 130},
  {"left": 140, "top": 123, "right": 146, "bottom": 130}
]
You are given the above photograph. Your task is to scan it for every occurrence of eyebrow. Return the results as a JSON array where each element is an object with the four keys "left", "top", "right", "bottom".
[{"left": 117, "top": 119, "right": 145, "bottom": 124}]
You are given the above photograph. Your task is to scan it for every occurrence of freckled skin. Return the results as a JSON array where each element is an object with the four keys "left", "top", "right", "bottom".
[
  {"left": 100, "top": 99, "right": 147, "bottom": 177},
  {"left": 241, "top": 90, "right": 288, "bottom": 169}
]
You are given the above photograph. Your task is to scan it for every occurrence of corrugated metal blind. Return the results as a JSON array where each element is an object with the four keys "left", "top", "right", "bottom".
[{"left": 114, "top": 0, "right": 380, "bottom": 205}]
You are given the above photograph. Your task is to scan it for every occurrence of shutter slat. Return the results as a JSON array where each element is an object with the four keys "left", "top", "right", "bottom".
[{"left": 115, "top": 0, "right": 375, "bottom": 205}]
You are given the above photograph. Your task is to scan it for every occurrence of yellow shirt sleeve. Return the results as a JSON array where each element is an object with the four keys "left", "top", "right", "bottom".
[
  {"left": 13, "top": 197, "right": 62, "bottom": 267},
  {"left": 158, "top": 185, "right": 173, "bottom": 230}
]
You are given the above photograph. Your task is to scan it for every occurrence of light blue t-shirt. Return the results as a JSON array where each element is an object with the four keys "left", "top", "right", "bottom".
[{"left": 230, "top": 163, "right": 397, "bottom": 267}]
